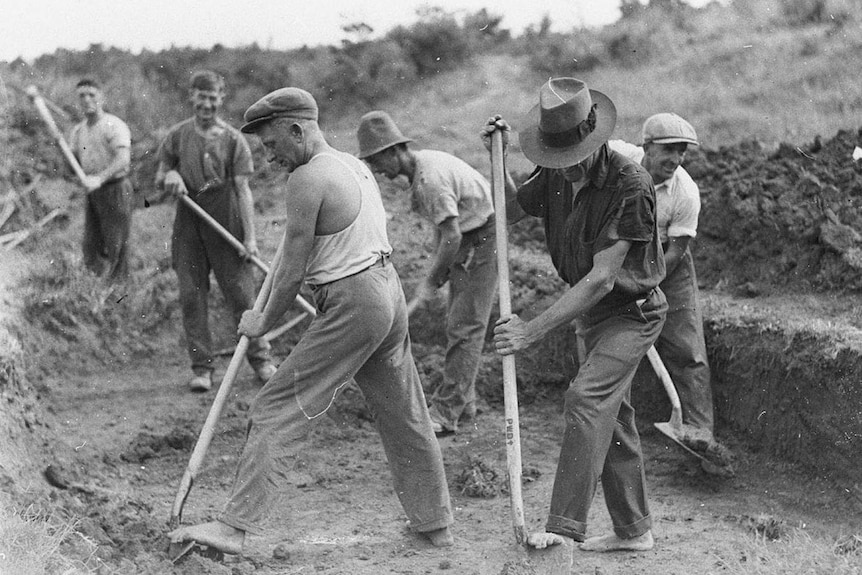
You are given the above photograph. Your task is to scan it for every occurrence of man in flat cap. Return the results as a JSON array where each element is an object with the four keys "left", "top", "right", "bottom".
[
  {"left": 483, "top": 77, "right": 666, "bottom": 553},
  {"left": 169, "top": 87, "right": 454, "bottom": 555},
  {"left": 357, "top": 110, "right": 497, "bottom": 436},
  {"left": 155, "top": 69, "right": 276, "bottom": 392},
  {"left": 610, "top": 113, "right": 733, "bottom": 475}
]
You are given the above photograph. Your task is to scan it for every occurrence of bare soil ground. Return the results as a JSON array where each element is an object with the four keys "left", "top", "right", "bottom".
[
  {"left": 4, "top": 128, "right": 862, "bottom": 574},
  {"left": 36, "top": 337, "right": 862, "bottom": 575}
]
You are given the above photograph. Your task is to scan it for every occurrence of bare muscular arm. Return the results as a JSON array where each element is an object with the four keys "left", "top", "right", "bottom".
[
  {"left": 239, "top": 165, "right": 322, "bottom": 337},
  {"left": 663, "top": 235, "right": 690, "bottom": 276},
  {"left": 234, "top": 174, "right": 259, "bottom": 257}
]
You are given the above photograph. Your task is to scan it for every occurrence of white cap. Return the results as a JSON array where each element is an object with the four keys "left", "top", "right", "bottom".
[{"left": 642, "top": 113, "right": 699, "bottom": 146}]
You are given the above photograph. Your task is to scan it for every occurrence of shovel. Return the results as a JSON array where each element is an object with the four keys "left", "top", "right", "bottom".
[
  {"left": 25, "top": 86, "right": 89, "bottom": 186},
  {"left": 490, "top": 129, "right": 574, "bottom": 573},
  {"left": 178, "top": 191, "right": 316, "bottom": 318},
  {"left": 168, "top": 234, "right": 286, "bottom": 559},
  {"left": 648, "top": 345, "right": 728, "bottom": 474}
]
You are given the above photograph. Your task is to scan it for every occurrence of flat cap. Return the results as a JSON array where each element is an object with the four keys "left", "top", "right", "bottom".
[
  {"left": 241, "top": 87, "right": 318, "bottom": 133},
  {"left": 641, "top": 112, "right": 698, "bottom": 146}
]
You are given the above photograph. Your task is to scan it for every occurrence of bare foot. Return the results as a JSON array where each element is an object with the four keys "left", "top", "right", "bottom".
[
  {"left": 526, "top": 531, "right": 567, "bottom": 549},
  {"left": 167, "top": 521, "right": 245, "bottom": 555},
  {"left": 424, "top": 526, "right": 454, "bottom": 547},
  {"left": 580, "top": 530, "right": 654, "bottom": 552}
]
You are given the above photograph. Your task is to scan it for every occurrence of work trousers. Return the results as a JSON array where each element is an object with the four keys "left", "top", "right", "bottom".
[
  {"left": 547, "top": 289, "right": 666, "bottom": 542},
  {"left": 220, "top": 262, "right": 453, "bottom": 535},
  {"left": 656, "top": 248, "right": 713, "bottom": 431},
  {"left": 429, "top": 222, "right": 497, "bottom": 430},
  {"left": 82, "top": 177, "right": 134, "bottom": 281},
  {"left": 172, "top": 200, "right": 271, "bottom": 374}
]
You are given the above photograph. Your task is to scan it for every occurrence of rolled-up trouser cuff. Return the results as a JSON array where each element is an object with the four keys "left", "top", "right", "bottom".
[
  {"left": 546, "top": 515, "right": 587, "bottom": 542},
  {"left": 613, "top": 514, "right": 652, "bottom": 540},
  {"left": 408, "top": 513, "right": 453, "bottom": 534}
]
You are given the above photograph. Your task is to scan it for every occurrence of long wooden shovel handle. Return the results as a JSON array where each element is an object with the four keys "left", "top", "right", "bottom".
[
  {"left": 491, "top": 129, "right": 526, "bottom": 545},
  {"left": 169, "top": 234, "right": 286, "bottom": 527},
  {"left": 646, "top": 345, "right": 683, "bottom": 430},
  {"left": 25, "top": 86, "right": 89, "bottom": 186},
  {"left": 178, "top": 193, "right": 317, "bottom": 318}
]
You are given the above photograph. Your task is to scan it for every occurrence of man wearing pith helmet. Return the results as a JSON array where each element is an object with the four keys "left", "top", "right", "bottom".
[
  {"left": 168, "top": 87, "right": 454, "bottom": 555},
  {"left": 483, "top": 77, "right": 667, "bottom": 553},
  {"left": 610, "top": 113, "right": 734, "bottom": 474},
  {"left": 357, "top": 110, "right": 497, "bottom": 436}
]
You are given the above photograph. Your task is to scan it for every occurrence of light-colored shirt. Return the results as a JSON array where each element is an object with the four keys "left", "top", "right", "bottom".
[
  {"left": 69, "top": 113, "right": 131, "bottom": 178},
  {"left": 409, "top": 149, "right": 494, "bottom": 232},
  {"left": 304, "top": 152, "right": 393, "bottom": 286},
  {"left": 608, "top": 139, "right": 700, "bottom": 243}
]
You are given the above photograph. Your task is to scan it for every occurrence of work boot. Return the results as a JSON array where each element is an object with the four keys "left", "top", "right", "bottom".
[
  {"left": 188, "top": 369, "right": 213, "bottom": 392},
  {"left": 254, "top": 362, "right": 278, "bottom": 383}
]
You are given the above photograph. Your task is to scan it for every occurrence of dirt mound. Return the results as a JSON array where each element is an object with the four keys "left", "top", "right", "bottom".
[{"left": 686, "top": 128, "right": 862, "bottom": 294}]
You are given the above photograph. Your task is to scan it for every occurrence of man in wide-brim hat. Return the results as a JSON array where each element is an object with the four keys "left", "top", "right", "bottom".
[
  {"left": 483, "top": 77, "right": 668, "bottom": 553},
  {"left": 357, "top": 110, "right": 498, "bottom": 436}
]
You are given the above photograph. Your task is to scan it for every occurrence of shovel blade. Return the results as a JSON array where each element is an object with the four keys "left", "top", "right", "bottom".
[{"left": 654, "top": 422, "right": 735, "bottom": 477}]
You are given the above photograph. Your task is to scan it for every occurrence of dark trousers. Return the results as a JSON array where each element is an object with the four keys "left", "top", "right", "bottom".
[
  {"left": 172, "top": 202, "right": 271, "bottom": 373},
  {"left": 656, "top": 248, "right": 713, "bottom": 431},
  {"left": 548, "top": 289, "right": 666, "bottom": 541},
  {"left": 82, "top": 177, "right": 134, "bottom": 281}
]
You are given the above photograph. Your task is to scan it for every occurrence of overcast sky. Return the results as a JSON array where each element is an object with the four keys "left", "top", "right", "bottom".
[{"left": 1, "top": 0, "right": 716, "bottom": 63}]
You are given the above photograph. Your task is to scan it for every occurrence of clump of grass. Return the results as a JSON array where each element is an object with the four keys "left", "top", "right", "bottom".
[
  {"left": 713, "top": 526, "right": 862, "bottom": 574},
  {"left": 453, "top": 457, "right": 504, "bottom": 498},
  {"left": 0, "top": 504, "right": 98, "bottom": 574}
]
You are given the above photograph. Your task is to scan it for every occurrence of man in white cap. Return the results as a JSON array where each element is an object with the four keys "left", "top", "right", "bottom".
[
  {"left": 483, "top": 77, "right": 666, "bottom": 553},
  {"left": 356, "top": 110, "right": 497, "bottom": 435},
  {"left": 168, "top": 87, "right": 453, "bottom": 556},
  {"left": 609, "top": 114, "right": 733, "bottom": 473}
]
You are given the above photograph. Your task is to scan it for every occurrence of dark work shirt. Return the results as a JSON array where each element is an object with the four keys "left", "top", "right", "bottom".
[{"left": 516, "top": 144, "right": 665, "bottom": 309}]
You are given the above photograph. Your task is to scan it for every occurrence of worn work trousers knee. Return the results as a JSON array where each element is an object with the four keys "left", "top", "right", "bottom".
[
  {"left": 657, "top": 248, "right": 713, "bottom": 431},
  {"left": 220, "top": 263, "right": 453, "bottom": 535},
  {"left": 172, "top": 204, "right": 271, "bottom": 374},
  {"left": 82, "top": 178, "right": 134, "bottom": 281},
  {"left": 430, "top": 228, "right": 497, "bottom": 429},
  {"left": 547, "top": 290, "right": 666, "bottom": 542}
]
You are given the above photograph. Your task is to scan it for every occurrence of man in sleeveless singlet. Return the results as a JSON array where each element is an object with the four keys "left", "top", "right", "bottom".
[{"left": 168, "top": 87, "right": 454, "bottom": 555}]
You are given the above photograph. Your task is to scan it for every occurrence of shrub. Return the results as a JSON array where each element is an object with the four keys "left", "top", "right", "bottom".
[{"left": 387, "top": 7, "right": 476, "bottom": 77}]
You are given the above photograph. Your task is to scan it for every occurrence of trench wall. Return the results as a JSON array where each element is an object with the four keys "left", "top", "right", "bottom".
[{"left": 626, "top": 299, "right": 862, "bottom": 495}]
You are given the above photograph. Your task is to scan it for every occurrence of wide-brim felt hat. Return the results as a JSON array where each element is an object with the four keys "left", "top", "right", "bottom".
[
  {"left": 356, "top": 110, "right": 412, "bottom": 159},
  {"left": 518, "top": 77, "right": 617, "bottom": 169}
]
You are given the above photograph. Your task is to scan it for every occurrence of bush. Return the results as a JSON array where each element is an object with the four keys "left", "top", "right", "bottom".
[
  {"left": 387, "top": 7, "right": 477, "bottom": 77},
  {"left": 781, "top": 0, "right": 859, "bottom": 26}
]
